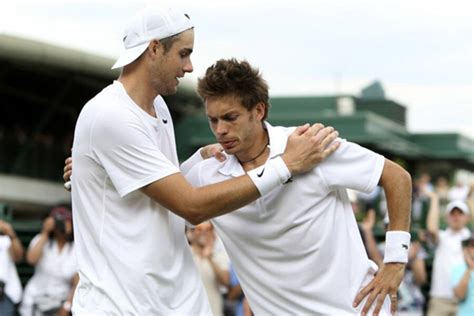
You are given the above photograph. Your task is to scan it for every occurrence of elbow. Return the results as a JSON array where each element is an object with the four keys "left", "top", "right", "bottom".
[
  {"left": 400, "top": 168, "right": 412, "bottom": 191},
  {"left": 26, "top": 252, "right": 38, "bottom": 266},
  {"left": 173, "top": 195, "right": 208, "bottom": 226},
  {"left": 13, "top": 252, "right": 24, "bottom": 263},
  {"left": 415, "top": 275, "right": 427, "bottom": 286},
  {"left": 185, "top": 210, "right": 207, "bottom": 226},
  {"left": 453, "top": 288, "right": 465, "bottom": 300}
]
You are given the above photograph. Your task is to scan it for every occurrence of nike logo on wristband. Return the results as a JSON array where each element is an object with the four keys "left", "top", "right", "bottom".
[
  {"left": 402, "top": 244, "right": 408, "bottom": 250},
  {"left": 257, "top": 168, "right": 265, "bottom": 177}
]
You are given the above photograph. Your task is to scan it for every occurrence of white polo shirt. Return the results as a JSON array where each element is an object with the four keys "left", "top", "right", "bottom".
[
  {"left": 186, "top": 122, "right": 390, "bottom": 315},
  {"left": 0, "top": 235, "right": 22, "bottom": 304},
  {"left": 20, "top": 236, "right": 77, "bottom": 315},
  {"left": 430, "top": 227, "right": 471, "bottom": 299},
  {"left": 71, "top": 81, "right": 211, "bottom": 315}
]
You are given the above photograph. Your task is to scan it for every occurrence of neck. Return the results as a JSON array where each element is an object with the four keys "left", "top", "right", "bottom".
[
  {"left": 119, "top": 69, "right": 158, "bottom": 117},
  {"left": 237, "top": 129, "right": 269, "bottom": 166}
]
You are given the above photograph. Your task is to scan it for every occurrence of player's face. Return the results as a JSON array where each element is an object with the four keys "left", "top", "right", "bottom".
[
  {"left": 151, "top": 29, "right": 194, "bottom": 96},
  {"left": 466, "top": 244, "right": 474, "bottom": 260},
  {"left": 447, "top": 208, "right": 467, "bottom": 231},
  {"left": 205, "top": 95, "right": 265, "bottom": 156}
]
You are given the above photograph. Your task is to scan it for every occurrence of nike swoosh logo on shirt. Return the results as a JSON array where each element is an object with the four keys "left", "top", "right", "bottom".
[{"left": 257, "top": 168, "right": 265, "bottom": 177}]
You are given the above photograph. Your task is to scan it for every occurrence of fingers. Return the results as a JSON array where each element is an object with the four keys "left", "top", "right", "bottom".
[
  {"left": 63, "top": 157, "right": 72, "bottom": 182},
  {"left": 209, "top": 144, "right": 226, "bottom": 162},
  {"left": 214, "top": 152, "right": 226, "bottom": 162},
  {"left": 367, "top": 288, "right": 388, "bottom": 316},
  {"left": 389, "top": 292, "right": 398, "bottom": 315},
  {"left": 321, "top": 140, "right": 341, "bottom": 158},
  {"left": 311, "top": 125, "right": 334, "bottom": 144},
  {"left": 353, "top": 282, "right": 372, "bottom": 308},
  {"left": 318, "top": 129, "right": 339, "bottom": 149},
  {"left": 302, "top": 123, "right": 325, "bottom": 138},
  {"left": 293, "top": 123, "right": 311, "bottom": 135}
]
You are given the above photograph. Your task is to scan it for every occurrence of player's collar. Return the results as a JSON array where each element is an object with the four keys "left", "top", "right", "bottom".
[{"left": 218, "top": 122, "right": 291, "bottom": 177}]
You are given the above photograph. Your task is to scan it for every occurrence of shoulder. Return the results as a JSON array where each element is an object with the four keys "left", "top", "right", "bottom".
[
  {"left": 191, "top": 156, "right": 226, "bottom": 174},
  {"left": 185, "top": 156, "right": 227, "bottom": 185}
]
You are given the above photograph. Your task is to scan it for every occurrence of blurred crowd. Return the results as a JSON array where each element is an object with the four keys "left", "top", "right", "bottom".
[
  {"left": 351, "top": 172, "right": 474, "bottom": 316},
  {"left": 1, "top": 172, "right": 473, "bottom": 316},
  {"left": 1, "top": 207, "right": 77, "bottom": 316}
]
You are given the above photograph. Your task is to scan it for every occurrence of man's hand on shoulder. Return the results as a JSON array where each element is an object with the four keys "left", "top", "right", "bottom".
[
  {"left": 200, "top": 144, "right": 226, "bottom": 162},
  {"left": 282, "top": 123, "right": 340, "bottom": 175}
]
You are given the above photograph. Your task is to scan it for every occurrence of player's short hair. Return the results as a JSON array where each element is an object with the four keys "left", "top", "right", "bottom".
[{"left": 197, "top": 58, "right": 270, "bottom": 120}]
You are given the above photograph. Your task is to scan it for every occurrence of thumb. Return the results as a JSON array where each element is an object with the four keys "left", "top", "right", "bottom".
[{"left": 214, "top": 151, "right": 227, "bottom": 162}]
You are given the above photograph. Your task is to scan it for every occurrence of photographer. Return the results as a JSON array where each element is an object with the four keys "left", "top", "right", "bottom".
[
  {"left": 0, "top": 219, "right": 24, "bottom": 316},
  {"left": 20, "top": 207, "right": 78, "bottom": 316}
]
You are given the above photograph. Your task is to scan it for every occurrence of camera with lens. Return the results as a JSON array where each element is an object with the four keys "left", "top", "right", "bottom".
[{"left": 53, "top": 214, "right": 66, "bottom": 234}]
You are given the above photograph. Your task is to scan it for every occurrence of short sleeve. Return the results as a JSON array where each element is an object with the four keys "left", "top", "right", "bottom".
[
  {"left": 184, "top": 162, "right": 203, "bottom": 187},
  {"left": 181, "top": 148, "right": 204, "bottom": 175},
  {"left": 318, "top": 141, "right": 385, "bottom": 193},
  {"left": 90, "top": 109, "right": 180, "bottom": 197},
  {"left": 451, "top": 263, "right": 466, "bottom": 288},
  {"left": 28, "top": 234, "right": 41, "bottom": 250}
]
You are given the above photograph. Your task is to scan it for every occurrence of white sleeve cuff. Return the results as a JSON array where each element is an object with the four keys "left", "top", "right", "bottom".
[{"left": 180, "top": 147, "right": 204, "bottom": 175}]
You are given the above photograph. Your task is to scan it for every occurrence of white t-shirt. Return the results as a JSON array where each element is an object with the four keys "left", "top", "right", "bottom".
[
  {"left": 20, "top": 235, "right": 77, "bottom": 315},
  {"left": 71, "top": 81, "right": 211, "bottom": 315},
  {"left": 0, "top": 235, "right": 22, "bottom": 303},
  {"left": 186, "top": 122, "right": 390, "bottom": 315},
  {"left": 430, "top": 227, "right": 471, "bottom": 299}
]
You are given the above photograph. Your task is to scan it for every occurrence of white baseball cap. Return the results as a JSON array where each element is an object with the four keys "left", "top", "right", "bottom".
[
  {"left": 445, "top": 200, "right": 470, "bottom": 215},
  {"left": 112, "top": 6, "right": 194, "bottom": 69}
]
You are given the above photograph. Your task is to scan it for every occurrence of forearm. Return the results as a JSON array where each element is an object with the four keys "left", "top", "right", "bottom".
[
  {"left": 227, "top": 284, "right": 243, "bottom": 300},
  {"left": 26, "top": 233, "right": 48, "bottom": 264},
  {"left": 412, "top": 258, "right": 427, "bottom": 286},
  {"left": 453, "top": 269, "right": 472, "bottom": 299},
  {"left": 68, "top": 273, "right": 80, "bottom": 302},
  {"left": 426, "top": 195, "right": 440, "bottom": 236},
  {"left": 380, "top": 160, "right": 412, "bottom": 232},
  {"left": 9, "top": 234, "right": 24, "bottom": 262},
  {"left": 143, "top": 173, "right": 260, "bottom": 225},
  {"left": 208, "top": 258, "right": 230, "bottom": 286}
]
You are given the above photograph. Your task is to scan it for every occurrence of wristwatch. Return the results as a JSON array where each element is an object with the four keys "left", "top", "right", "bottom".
[{"left": 62, "top": 301, "right": 72, "bottom": 312}]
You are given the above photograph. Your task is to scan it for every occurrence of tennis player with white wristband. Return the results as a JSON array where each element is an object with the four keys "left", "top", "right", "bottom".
[{"left": 183, "top": 59, "right": 412, "bottom": 316}]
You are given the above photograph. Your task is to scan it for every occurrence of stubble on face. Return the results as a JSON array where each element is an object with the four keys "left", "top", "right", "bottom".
[
  {"left": 206, "top": 96, "right": 264, "bottom": 159},
  {"left": 151, "top": 29, "right": 194, "bottom": 96}
]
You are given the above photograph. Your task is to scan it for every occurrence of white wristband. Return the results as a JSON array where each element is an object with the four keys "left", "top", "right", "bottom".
[
  {"left": 383, "top": 231, "right": 411, "bottom": 264},
  {"left": 247, "top": 156, "right": 291, "bottom": 196}
]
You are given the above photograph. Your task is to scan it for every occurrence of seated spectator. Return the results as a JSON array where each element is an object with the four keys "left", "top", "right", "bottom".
[
  {"left": 427, "top": 199, "right": 471, "bottom": 316},
  {"left": 451, "top": 236, "right": 474, "bottom": 316},
  {"left": 20, "top": 207, "right": 78, "bottom": 316},
  {"left": 189, "top": 222, "right": 230, "bottom": 316},
  {"left": 0, "top": 219, "right": 24, "bottom": 316}
]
